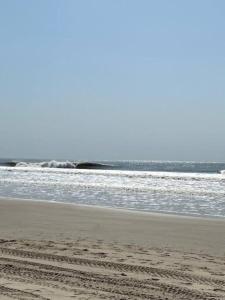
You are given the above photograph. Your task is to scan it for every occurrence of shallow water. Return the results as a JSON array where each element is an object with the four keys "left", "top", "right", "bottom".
[{"left": 0, "top": 160, "right": 225, "bottom": 218}]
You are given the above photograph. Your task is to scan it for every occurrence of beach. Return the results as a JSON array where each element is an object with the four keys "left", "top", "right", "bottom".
[
  {"left": 0, "top": 198, "right": 225, "bottom": 299},
  {"left": 1, "top": 0, "right": 225, "bottom": 298}
]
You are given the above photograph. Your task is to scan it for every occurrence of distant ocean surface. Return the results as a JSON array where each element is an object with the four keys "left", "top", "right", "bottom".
[{"left": 0, "top": 159, "right": 225, "bottom": 218}]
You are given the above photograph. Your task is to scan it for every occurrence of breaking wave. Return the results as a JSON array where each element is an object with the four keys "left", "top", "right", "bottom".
[
  {"left": 16, "top": 160, "right": 76, "bottom": 169},
  {"left": 6, "top": 160, "right": 112, "bottom": 170}
]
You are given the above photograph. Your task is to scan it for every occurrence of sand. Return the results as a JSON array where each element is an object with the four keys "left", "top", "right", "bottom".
[{"left": 0, "top": 198, "right": 225, "bottom": 299}]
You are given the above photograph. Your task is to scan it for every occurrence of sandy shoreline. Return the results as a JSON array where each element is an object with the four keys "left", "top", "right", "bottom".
[
  {"left": 0, "top": 197, "right": 225, "bottom": 255},
  {"left": 0, "top": 198, "right": 225, "bottom": 299}
]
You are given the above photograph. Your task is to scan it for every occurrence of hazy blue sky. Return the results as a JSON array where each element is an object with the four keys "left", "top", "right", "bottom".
[{"left": 0, "top": 0, "right": 225, "bottom": 161}]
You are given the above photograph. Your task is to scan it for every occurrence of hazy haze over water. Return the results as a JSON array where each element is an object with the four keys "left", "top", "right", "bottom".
[{"left": 0, "top": 0, "right": 225, "bottom": 161}]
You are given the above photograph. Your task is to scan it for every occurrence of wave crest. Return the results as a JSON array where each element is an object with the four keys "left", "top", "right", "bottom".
[
  {"left": 10, "top": 160, "right": 112, "bottom": 170},
  {"left": 16, "top": 160, "right": 76, "bottom": 169}
]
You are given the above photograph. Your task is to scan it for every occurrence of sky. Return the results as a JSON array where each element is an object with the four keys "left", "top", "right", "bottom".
[{"left": 0, "top": 0, "right": 225, "bottom": 161}]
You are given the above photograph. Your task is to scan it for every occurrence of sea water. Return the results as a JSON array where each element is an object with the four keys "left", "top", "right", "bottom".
[{"left": 0, "top": 159, "right": 225, "bottom": 218}]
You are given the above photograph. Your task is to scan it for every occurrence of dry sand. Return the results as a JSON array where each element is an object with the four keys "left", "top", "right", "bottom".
[{"left": 0, "top": 198, "right": 225, "bottom": 299}]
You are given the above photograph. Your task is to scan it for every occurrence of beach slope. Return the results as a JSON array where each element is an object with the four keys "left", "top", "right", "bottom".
[{"left": 0, "top": 198, "right": 225, "bottom": 299}]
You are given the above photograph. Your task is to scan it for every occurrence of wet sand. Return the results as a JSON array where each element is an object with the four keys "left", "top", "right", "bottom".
[{"left": 0, "top": 198, "right": 225, "bottom": 299}]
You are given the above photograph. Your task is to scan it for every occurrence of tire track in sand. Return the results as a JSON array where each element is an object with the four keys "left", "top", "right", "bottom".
[
  {"left": 0, "top": 284, "right": 48, "bottom": 300},
  {"left": 0, "top": 247, "right": 224, "bottom": 287},
  {"left": 0, "top": 261, "right": 219, "bottom": 300},
  {"left": 0, "top": 247, "right": 224, "bottom": 300}
]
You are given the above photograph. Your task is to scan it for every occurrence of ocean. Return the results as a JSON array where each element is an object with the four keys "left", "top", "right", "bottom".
[{"left": 0, "top": 159, "right": 225, "bottom": 218}]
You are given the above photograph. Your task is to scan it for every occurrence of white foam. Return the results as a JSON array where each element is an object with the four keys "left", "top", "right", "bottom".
[
  {"left": 0, "top": 165, "right": 225, "bottom": 218},
  {"left": 15, "top": 160, "right": 76, "bottom": 169}
]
